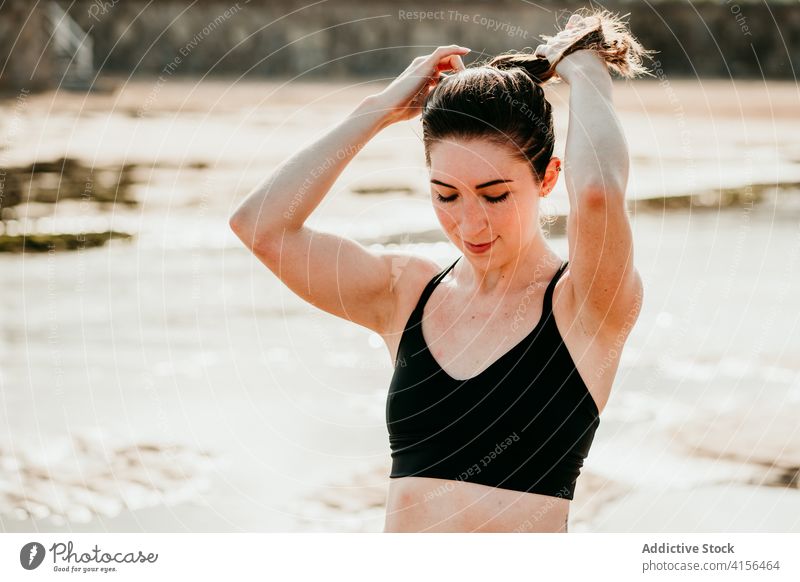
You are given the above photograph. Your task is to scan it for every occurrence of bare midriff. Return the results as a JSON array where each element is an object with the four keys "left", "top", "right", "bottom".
[{"left": 383, "top": 476, "right": 570, "bottom": 533}]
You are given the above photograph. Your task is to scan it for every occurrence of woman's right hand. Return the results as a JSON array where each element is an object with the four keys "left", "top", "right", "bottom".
[
  {"left": 369, "top": 45, "right": 469, "bottom": 126},
  {"left": 536, "top": 14, "right": 609, "bottom": 84}
]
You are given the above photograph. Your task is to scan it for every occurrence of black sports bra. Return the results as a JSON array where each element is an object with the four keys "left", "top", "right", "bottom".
[{"left": 386, "top": 256, "right": 600, "bottom": 500}]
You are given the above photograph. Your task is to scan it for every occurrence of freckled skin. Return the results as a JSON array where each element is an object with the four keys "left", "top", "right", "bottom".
[
  {"left": 427, "top": 138, "right": 561, "bottom": 277},
  {"left": 384, "top": 140, "right": 574, "bottom": 533}
]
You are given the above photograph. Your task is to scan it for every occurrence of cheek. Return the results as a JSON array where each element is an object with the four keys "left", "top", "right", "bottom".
[
  {"left": 498, "top": 199, "right": 534, "bottom": 235},
  {"left": 434, "top": 206, "right": 458, "bottom": 230}
]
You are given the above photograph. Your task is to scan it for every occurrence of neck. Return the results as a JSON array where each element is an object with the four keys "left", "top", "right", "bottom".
[{"left": 458, "top": 234, "right": 560, "bottom": 297}]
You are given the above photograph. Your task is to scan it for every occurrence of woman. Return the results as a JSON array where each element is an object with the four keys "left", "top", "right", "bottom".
[{"left": 230, "top": 9, "right": 650, "bottom": 532}]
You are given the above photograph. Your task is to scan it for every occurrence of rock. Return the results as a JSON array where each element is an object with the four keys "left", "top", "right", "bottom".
[{"left": 672, "top": 402, "right": 800, "bottom": 472}]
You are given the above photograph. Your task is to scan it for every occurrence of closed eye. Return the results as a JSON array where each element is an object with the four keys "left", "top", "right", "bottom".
[
  {"left": 487, "top": 192, "right": 510, "bottom": 204},
  {"left": 435, "top": 192, "right": 510, "bottom": 204}
]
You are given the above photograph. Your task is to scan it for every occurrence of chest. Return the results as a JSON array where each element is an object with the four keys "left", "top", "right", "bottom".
[
  {"left": 421, "top": 282, "right": 550, "bottom": 381},
  {"left": 395, "top": 278, "right": 615, "bottom": 414}
]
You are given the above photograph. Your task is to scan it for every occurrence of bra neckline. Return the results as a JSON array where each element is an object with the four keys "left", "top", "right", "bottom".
[{"left": 419, "top": 258, "right": 567, "bottom": 384}]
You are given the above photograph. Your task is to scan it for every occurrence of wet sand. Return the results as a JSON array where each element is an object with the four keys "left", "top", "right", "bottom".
[{"left": 1, "top": 77, "right": 800, "bottom": 532}]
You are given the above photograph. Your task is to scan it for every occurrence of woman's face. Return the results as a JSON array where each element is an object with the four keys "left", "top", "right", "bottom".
[{"left": 428, "top": 138, "right": 557, "bottom": 261}]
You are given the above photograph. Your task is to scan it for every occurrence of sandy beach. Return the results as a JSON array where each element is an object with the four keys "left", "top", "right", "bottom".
[{"left": 1, "top": 77, "right": 799, "bottom": 532}]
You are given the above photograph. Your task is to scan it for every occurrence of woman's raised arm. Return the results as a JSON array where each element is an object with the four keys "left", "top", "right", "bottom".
[
  {"left": 561, "top": 51, "right": 642, "bottom": 336},
  {"left": 537, "top": 15, "right": 643, "bottom": 337},
  {"left": 228, "top": 46, "right": 469, "bottom": 335}
]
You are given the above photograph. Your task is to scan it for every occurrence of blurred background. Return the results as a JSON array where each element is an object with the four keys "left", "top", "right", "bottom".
[{"left": 1, "top": 0, "right": 799, "bottom": 533}]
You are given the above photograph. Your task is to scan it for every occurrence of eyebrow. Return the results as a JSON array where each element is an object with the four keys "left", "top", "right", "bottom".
[{"left": 430, "top": 178, "right": 514, "bottom": 190}]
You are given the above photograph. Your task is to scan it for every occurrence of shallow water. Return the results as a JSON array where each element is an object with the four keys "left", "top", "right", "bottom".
[{"left": 1, "top": 78, "right": 799, "bottom": 532}]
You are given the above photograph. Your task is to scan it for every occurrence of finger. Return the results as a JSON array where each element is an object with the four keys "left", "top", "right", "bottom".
[
  {"left": 411, "top": 45, "right": 467, "bottom": 67},
  {"left": 436, "top": 53, "right": 466, "bottom": 73},
  {"left": 566, "top": 14, "right": 581, "bottom": 27},
  {"left": 556, "top": 25, "right": 584, "bottom": 40},
  {"left": 433, "top": 44, "right": 470, "bottom": 55},
  {"left": 428, "top": 45, "right": 470, "bottom": 64}
]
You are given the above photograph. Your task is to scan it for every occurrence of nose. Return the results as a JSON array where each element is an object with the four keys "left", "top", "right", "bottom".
[{"left": 458, "top": 196, "right": 490, "bottom": 240}]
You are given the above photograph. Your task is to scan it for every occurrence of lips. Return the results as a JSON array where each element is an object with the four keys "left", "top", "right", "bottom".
[{"left": 465, "top": 238, "right": 496, "bottom": 253}]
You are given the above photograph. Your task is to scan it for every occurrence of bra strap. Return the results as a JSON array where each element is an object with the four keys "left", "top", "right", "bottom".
[
  {"left": 542, "top": 260, "right": 568, "bottom": 310},
  {"left": 414, "top": 256, "right": 461, "bottom": 316},
  {"left": 417, "top": 256, "right": 563, "bottom": 317}
]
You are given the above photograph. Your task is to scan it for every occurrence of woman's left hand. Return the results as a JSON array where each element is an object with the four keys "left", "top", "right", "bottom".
[{"left": 535, "top": 14, "right": 608, "bottom": 84}]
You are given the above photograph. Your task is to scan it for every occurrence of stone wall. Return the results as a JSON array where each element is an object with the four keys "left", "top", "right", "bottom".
[
  {"left": 0, "top": 4, "right": 56, "bottom": 91},
  {"left": 2, "top": 0, "right": 798, "bottom": 91}
]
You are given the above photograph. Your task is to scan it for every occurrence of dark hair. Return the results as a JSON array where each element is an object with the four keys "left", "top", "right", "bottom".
[{"left": 421, "top": 8, "right": 655, "bottom": 183}]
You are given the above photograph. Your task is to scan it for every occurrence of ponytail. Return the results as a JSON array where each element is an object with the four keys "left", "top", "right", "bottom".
[{"left": 487, "top": 8, "right": 655, "bottom": 85}]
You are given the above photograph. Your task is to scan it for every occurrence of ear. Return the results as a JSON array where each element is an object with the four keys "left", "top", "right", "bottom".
[{"left": 539, "top": 157, "right": 561, "bottom": 197}]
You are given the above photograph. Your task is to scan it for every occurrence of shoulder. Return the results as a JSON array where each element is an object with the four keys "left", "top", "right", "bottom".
[{"left": 381, "top": 253, "right": 447, "bottom": 336}]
